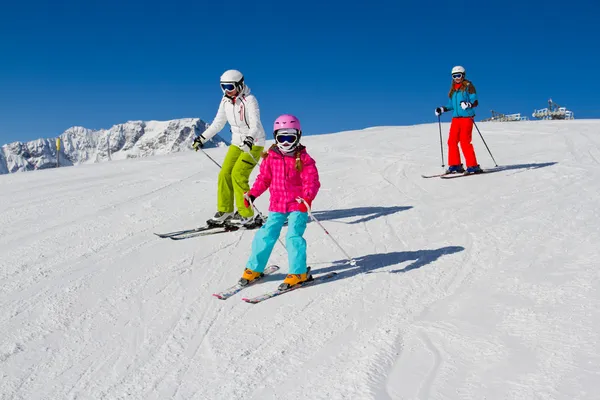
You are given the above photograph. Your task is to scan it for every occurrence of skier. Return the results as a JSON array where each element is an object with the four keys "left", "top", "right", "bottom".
[
  {"left": 192, "top": 69, "right": 266, "bottom": 227},
  {"left": 238, "top": 114, "right": 321, "bottom": 290},
  {"left": 434, "top": 66, "right": 483, "bottom": 174}
]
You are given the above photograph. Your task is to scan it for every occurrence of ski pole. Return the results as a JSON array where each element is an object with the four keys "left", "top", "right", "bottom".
[
  {"left": 438, "top": 115, "right": 445, "bottom": 168},
  {"left": 244, "top": 193, "right": 267, "bottom": 225},
  {"left": 473, "top": 121, "right": 498, "bottom": 167},
  {"left": 246, "top": 150, "right": 260, "bottom": 165},
  {"left": 300, "top": 199, "right": 357, "bottom": 266},
  {"left": 199, "top": 148, "right": 222, "bottom": 169}
]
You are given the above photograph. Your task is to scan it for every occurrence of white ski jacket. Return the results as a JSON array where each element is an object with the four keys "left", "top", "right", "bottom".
[{"left": 201, "top": 85, "right": 266, "bottom": 147}]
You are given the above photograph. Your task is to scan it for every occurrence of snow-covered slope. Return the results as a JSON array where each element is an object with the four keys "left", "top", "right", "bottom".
[
  {"left": 0, "top": 118, "right": 224, "bottom": 174},
  {"left": 1, "top": 120, "right": 599, "bottom": 400}
]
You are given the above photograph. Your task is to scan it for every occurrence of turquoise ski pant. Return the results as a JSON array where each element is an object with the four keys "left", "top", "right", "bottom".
[{"left": 246, "top": 211, "right": 309, "bottom": 275}]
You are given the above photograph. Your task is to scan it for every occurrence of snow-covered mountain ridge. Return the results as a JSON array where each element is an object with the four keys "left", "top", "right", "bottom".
[{"left": 0, "top": 118, "right": 224, "bottom": 174}]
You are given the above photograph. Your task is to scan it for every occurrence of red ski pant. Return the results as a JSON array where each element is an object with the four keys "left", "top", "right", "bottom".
[{"left": 448, "top": 117, "right": 478, "bottom": 167}]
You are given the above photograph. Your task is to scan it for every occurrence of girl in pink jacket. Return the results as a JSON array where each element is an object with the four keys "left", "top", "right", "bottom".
[{"left": 240, "top": 114, "right": 321, "bottom": 290}]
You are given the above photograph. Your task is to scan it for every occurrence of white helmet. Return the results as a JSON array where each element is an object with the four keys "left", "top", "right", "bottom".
[
  {"left": 451, "top": 65, "right": 466, "bottom": 75},
  {"left": 220, "top": 69, "right": 245, "bottom": 94}
]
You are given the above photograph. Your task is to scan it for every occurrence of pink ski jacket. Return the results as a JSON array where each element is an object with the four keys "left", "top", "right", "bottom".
[{"left": 249, "top": 146, "right": 321, "bottom": 213}]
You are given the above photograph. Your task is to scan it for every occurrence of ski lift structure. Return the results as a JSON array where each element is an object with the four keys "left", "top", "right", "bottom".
[
  {"left": 481, "top": 110, "right": 528, "bottom": 122},
  {"left": 532, "top": 98, "right": 574, "bottom": 120}
]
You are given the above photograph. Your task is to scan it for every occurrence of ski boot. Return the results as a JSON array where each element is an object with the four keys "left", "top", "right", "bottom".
[
  {"left": 278, "top": 267, "right": 312, "bottom": 291},
  {"left": 238, "top": 268, "right": 263, "bottom": 287},
  {"left": 445, "top": 164, "right": 465, "bottom": 174},
  {"left": 466, "top": 165, "right": 484, "bottom": 174},
  {"left": 207, "top": 211, "right": 234, "bottom": 227},
  {"left": 227, "top": 212, "right": 264, "bottom": 229}
]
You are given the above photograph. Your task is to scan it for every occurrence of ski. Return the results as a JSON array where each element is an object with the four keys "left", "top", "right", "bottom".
[
  {"left": 440, "top": 172, "right": 482, "bottom": 179},
  {"left": 440, "top": 168, "right": 501, "bottom": 179},
  {"left": 156, "top": 217, "right": 265, "bottom": 240},
  {"left": 422, "top": 172, "right": 453, "bottom": 179},
  {"left": 167, "top": 226, "right": 239, "bottom": 240},
  {"left": 167, "top": 223, "right": 265, "bottom": 240},
  {"left": 242, "top": 272, "right": 338, "bottom": 304},
  {"left": 154, "top": 225, "right": 220, "bottom": 238},
  {"left": 212, "top": 265, "right": 280, "bottom": 300}
]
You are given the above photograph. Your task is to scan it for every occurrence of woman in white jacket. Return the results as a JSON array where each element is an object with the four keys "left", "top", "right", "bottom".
[{"left": 192, "top": 69, "right": 266, "bottom": 227}]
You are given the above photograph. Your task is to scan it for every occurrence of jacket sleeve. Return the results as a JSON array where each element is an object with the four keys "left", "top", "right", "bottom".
[
  {"left": 201, "top": 99, "right": 228, "bottom": 140},
  {"left": 244, "top": 96, "right": 262, "bottom": 139},
  {"left": 446, "top": 94, "right": 454, "bottom": 111},
  {"left": 300, "top": 153, "right": 321, "bottom": 201},
  {"left": 249, "top": 155, "right": 272, "bottom": 197},
  {"left": 467, "top": 83, "right": 479, "bottom": 107}
]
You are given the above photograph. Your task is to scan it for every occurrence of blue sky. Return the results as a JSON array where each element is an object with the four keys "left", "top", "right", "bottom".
[{"left": 1, "top": 0, "right": 598, "bottom": 144}]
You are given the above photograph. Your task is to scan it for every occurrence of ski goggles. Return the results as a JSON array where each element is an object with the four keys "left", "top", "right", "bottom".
[
  {"left": 452, "top": 73, "right": 464, "bottom": 79},
  {"left": 275, "top": 129, "right": 299, "bottom": 144},
  {"left": 220, "top": 83, "right": 236, "bottom": 91}
]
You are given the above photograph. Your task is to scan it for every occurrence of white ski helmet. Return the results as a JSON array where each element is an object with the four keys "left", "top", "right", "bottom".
[
  {"left": 451, "top": 65, "right": 466, "bottom": 75},
  {"left": 220, "top": 69, "right": 245, "bottom": 94}
]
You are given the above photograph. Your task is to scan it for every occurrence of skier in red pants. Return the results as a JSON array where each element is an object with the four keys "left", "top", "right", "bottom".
[{"left": 435, "top": 66, "right": 483, "bottom": 174}]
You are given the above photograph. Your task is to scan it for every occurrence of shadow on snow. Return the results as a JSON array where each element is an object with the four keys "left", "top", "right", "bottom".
[
  {"left": 487, "top": 162, "right": 557, "bottom": 173},
  {"left": 311, "top": 205, "right": 413, "bottom": 225},
  {"left": 311, "top": 246, "right": 466, "bottom": 283}
]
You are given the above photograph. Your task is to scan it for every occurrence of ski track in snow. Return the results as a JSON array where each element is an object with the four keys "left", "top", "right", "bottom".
[{"left": 1, "top": 121, "right": 600, "bottom": 399}]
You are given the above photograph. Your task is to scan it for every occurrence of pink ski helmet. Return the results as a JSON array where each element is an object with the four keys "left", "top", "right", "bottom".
[
  {"left": 273, "top": 114, "right": 302, "bottom": 153},
  {"left": 273, "top": 114, "right": 302, "bottom": 134}
]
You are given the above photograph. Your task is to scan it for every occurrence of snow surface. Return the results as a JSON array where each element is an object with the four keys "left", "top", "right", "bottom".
[{"left": 1, "top": 120, "right": 599, "bottom": 400}]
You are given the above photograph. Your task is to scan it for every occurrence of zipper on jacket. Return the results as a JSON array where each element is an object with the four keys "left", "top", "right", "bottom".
[
  {"left": 239, "top": 97, "right": 251, "bottom": 129},
  {"left": 281, "top": 152, "right": 289, "bottom": 202}
]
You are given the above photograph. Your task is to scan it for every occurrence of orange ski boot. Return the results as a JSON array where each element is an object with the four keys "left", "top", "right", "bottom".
[
  {"left": 238, "top": 268, "right": 263, "bottom": 286},
  {"left": 278, "top": 267, "right": 312, "bottom": 291}
]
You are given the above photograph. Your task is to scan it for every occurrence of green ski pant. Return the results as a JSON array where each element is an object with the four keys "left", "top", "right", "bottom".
[{"left": 218, "top": 145, "right": 264, "bottom": 218}]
